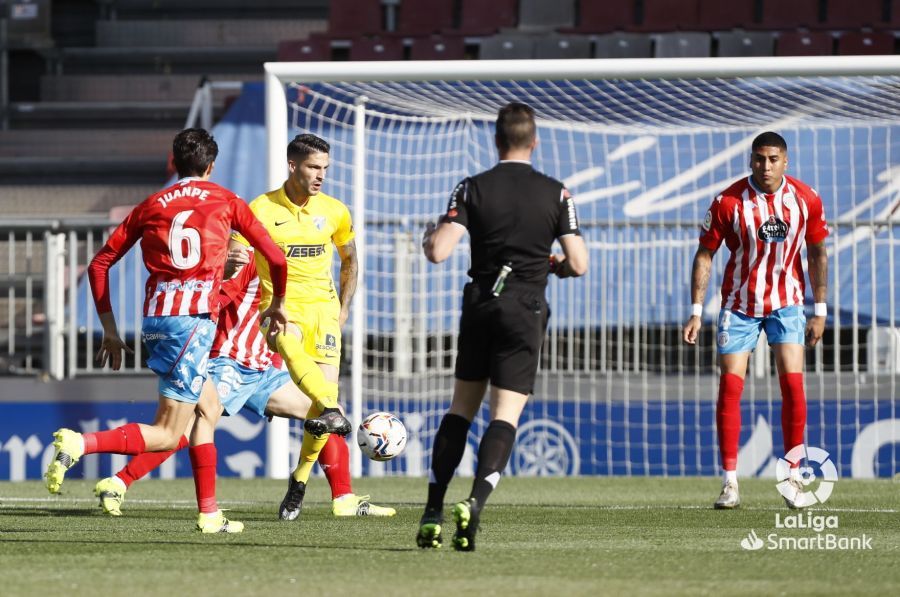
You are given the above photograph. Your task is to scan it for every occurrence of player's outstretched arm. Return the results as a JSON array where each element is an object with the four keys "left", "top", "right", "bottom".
[
  {"left": 683, "top": 245, "right": 715, "bottom": 345},
  {"left": 805, "top": 240, "right": 828, "bottom": 347}
]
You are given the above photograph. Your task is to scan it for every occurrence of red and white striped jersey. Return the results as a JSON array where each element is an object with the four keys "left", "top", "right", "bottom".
[
  {"left": 212, "top": 259, "right": 278, "bottom": 371},
  {"left": 699, "top": 174, "right": 829, "bottom": 318},
  {"left": 88, "top": 178, "right": 286, "bottom": 320}
]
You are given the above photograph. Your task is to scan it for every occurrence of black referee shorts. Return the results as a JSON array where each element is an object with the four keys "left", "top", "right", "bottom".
[{"left": 454, "top": 281, "right": 550, "bottom": 395}]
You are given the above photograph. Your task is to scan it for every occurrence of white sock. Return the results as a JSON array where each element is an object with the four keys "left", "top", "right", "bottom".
[
  {"left": 789, "top": 467, "right": 802, "bottom": 481},
  {"left": 333, "top": 493, "right": 354, "bottom": 502},
  {"left": 724, "top": 470, "right": 738, "bottom": 485},
  {"left": 111, "top": 475, "right": 127, "bottom": 492}
]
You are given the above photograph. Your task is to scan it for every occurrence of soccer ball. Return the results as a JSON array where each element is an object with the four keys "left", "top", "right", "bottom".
[{"left": 357, "top": 412, "right": 407, "bottom": 461}]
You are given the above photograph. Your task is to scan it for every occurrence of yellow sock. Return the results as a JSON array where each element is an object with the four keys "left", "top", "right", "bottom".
[
  {"left": 275, "top": 332, "right": 339, "bottom": 411},
  {"left": 292, "top": 404, "right": 329, "bottom": 483}
]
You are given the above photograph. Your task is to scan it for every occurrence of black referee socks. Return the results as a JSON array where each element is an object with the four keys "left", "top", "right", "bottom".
[
  {"left": 470, "top": 420, "right": 517, "bottom": 510},
  {"left": 426, "top": 413, "right": 471, "bottom": 512}
]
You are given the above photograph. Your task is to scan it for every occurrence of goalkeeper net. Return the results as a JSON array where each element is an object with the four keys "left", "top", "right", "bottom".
[{"left": 268, "top": 57, "right": 900, "bottom": 479}]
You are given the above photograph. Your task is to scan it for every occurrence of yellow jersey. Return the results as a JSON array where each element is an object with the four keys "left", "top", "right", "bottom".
[{"left": 233, "top": 185, "right": 354, "bottom": 313}]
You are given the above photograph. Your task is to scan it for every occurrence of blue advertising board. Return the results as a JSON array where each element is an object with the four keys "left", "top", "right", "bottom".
[{"left": 1, "top": 399, "right": 896, "bottom": 481}]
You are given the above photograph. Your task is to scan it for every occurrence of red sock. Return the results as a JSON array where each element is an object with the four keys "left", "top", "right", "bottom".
[
  {"left": 82, "top": 422, "right": 146, "bottom": 455},
  {"left": 116, "top": 435, "right": 188, "bottom": 488},
  {"left": 189, "top": 443, "right": 218, "bottom": 514},
  {"left": 319, "top": 434, "right": 353, "bottom": 499},
  {"left": 779, "top": 372, "right": 807, "bottom": 463},
  {"left": 717, "top": 373, "right": 744, "bottom": 471}
]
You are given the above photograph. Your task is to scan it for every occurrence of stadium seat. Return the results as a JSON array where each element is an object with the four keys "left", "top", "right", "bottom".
[
  {"left": 824, "top": 0, "right": 886, "bottom": 29},
  {"left": 349, "top": 36, "right": 405, "bottom": 61},
  {"left": 277, "top": 35, "right": 332, "bottom": 61},
  {"left": 327, "top": 0, "right": 383, "bottom": 37},
  {"left": 640, "top": 0, "right": 699, "bottom": 31},
  {"left": 518, "top": 0, "right": 576, "bottom": 31},
  {"left": 409, "top": 36, "right": 466, "bottom": 60},
  {"left": 837, "top": 31, "right": 895, "bottom": 55},
  {"left": 756, "top": 0, "right": 821, "bottom": 29},
  {"left": 697, "top": 0, "right": 755, "bottom": 30},
  {"left": 396, "top": 0, "right": 454, "bottom": 35},
  {"left": 775, "top": 31, "right": 834, "bottom": 56},
  {"left": 478, "top": 35, "right": 535, "bottom": 59},
  {"left": 593, "top": 32, "right": 653, "bottom": 58},
  {"left": 654, "top": 32, "right": 710, "bottom": 57},
  {"left": 716, "top": 31, "right": 774, "bottom": 57},
  {"left": 458, "top": 0, "right": 518, "bottom": 35},
  {"left": 571, "top": 0, "right": 635, "bottom": 33},
  {"left": 534, "top": 36, "right": 592, "bottom": 59}
]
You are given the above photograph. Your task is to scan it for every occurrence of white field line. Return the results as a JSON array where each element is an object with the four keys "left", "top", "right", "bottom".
[{"left": 0, "top": 497, "right": 896, "bottom": 514}]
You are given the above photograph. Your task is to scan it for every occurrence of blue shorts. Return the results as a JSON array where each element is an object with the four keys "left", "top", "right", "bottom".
[
  {"left": 716, "top": 305, "right": 806, "bottom": 354},
  {"left": 209, "top": 356, "right": 292, "bottom": 418},
  {"left": 142, "top": 315, "right": 216, "bottom": 403}
]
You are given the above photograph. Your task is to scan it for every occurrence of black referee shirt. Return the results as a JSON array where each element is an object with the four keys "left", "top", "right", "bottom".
[{"left": 443, "top": 161, "right": 581, "bottom": 286}]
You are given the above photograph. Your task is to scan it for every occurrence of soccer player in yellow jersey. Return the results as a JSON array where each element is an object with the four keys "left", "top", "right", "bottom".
[{"left": 233, "top": 133, "right": 358, "bottom": 520}]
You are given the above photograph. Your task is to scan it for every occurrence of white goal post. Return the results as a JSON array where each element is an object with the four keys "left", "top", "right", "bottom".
[{"left": 263, "top": 56, "right": 900, "bottom": 480}]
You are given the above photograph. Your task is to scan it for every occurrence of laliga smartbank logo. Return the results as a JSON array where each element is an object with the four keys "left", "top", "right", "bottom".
[
  {"left": 740, "top": 444, "right": 873, "bottom": 551},
  {"left": 775, "top": 444, "right": 838, "bottom": 508}
]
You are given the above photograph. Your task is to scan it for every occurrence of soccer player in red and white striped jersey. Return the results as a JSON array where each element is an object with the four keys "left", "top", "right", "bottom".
[
  {"left": 45, "top": 128, "right": 288, "bottom": 533},
  {"left": 94, "top": 248, "right": 394, "bottom": 519},
  {"left": 683, "top": 131, "right": 829, "bottom": 510}
]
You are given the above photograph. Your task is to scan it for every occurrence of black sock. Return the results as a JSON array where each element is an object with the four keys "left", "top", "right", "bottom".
[
  {"left": 470, "top": 420, "right": 517, "bottom": 510},
  {"left": 425, "top": 413, "right": 471, "bottom": 512},
  {"left": 321, "top": 407, "right": 340, "bottom": 416}
]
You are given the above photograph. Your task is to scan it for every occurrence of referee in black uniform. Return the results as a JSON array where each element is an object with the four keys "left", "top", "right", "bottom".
[{"left": 416, "top": 102, "right": 588, "bottom": 551}]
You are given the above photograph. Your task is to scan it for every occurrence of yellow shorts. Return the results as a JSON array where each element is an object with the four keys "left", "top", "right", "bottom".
[{"left": 285, "top": 300, "right": 342, "bottom": 365}]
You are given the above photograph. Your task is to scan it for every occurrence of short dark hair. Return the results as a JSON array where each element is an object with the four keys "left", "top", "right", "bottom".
[
  {"left": 287, "top": 133, "right": 330, "bottom": 162},
  {"left": 495, "top": 102, "right": 536, "bottom": 152},
  {"left": 752, "top": 131, "right": 787, "bottom": 153},
  {"left": 172, "top": 128, "right": 218, "bottom": 178}
]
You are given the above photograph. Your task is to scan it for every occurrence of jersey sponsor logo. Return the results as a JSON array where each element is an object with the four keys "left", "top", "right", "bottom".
[
  {"left": 757, "top": 215, "right": 789, "bottom": 243},
  {"left": 702, "top": 209, "right": 713, "bottom": 231},
  {"left": 156, "top": 185, "right": 210, "bottom": 208},
  {"left": 285, "top": 244, "right": 326, "bottom": 258},
  {"left": 154, "top": 279, "right": 213, "bottom": 293}
]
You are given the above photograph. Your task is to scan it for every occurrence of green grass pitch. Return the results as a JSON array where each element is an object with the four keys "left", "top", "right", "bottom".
[{"left": 1, "top": 477, "right": 898, "bottom": 596}]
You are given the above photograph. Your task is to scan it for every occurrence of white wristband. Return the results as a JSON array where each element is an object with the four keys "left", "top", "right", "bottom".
[
  {"left": 814, "top": 303, "right": 827, "bottom": 317},
  {"left": 691, "top": 303, "right": 703, "bottom": 318}
]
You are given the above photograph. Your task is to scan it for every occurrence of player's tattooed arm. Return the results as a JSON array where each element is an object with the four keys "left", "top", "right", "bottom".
[
  {"left": 690, "top": 245, "right": 715, "bottom": 306},
  {"left": 683, "top": 245, "right": 715, "bottom": 345},
  {"left": 807, "top": 241, "right": 828, "bottom": 304},
  {"left": 337, "top": 239, "right": 358, "bottom": 327}
]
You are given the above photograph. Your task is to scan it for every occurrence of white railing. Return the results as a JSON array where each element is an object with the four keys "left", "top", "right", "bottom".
[{"left": 1, "top": 219, "right": 897, "bottom": 381}]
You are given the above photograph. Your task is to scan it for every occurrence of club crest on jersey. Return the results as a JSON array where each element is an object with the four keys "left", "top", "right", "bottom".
[
  {"left": 313, "top": 216, "right": 326, "bottom": 230},
  {"left": 757, "top": 215, "right": 788, "bottom": 243}
]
